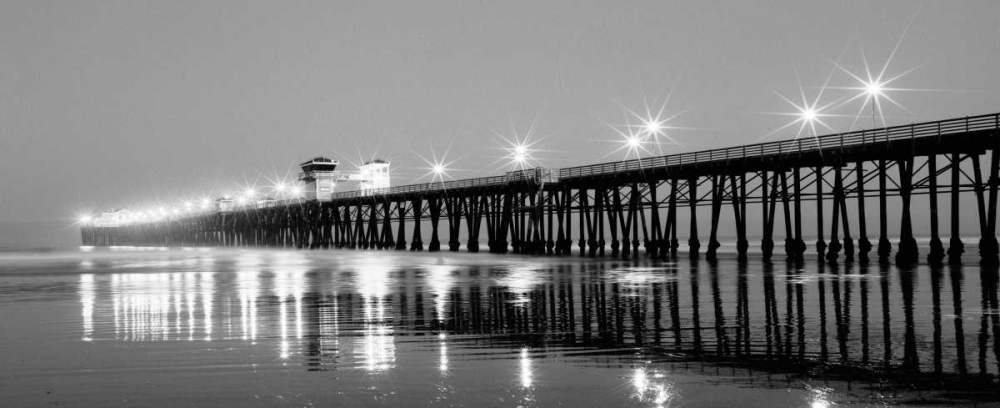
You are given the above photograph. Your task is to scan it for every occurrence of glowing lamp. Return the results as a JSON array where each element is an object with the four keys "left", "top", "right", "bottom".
[
  {"left": 643, "top": 120, "right": 664, "bottom": 135},
  {"left": 864, "top": 81, "right": 884, "bottom": 97},
  {"left": 800, "top": 108, "right": 817, "bottom": 122}
]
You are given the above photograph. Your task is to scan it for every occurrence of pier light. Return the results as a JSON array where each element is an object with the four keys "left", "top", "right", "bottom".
[
  {"left": 290, "top": 185, "right": 303, "bottom": 197},
  {"left": 274, "top": 183, "right": 286, "bottom": 194},
  {"left": 864, "top": 80, "right": 884, "bottom": 97},
  {"left": 800, "top": 108, "right": 817, "bottom": 122},
  {"left": 829, "top": 34, "right": 922, "bottom": 130},
  {"left": 497, "top": 128, "right": 540, "bottom": 170},
  {"left": 184, "top": 201, "right": 193, "bottom": 211},
  {"left": 244, "top": 188, "right": 256, "bottom": 197},
  {"left": 627, "top": 136, "right": 643, "bottom": 148},
  {"left": 201, "top": 199, "right": 211, "bottom": 210},
  {"left": 513, "top": 145, "right": 527, "bottom": 163},
  {"left": 236, "top": 195, "right": 248, "bottom": 206},
  {"left": 643, "top": 119, "right": 664, "bottom": 136},
  {"left": 432, "top": 164, "right": 445, "bottom": 175},
  {"left": 78, "top": 215, "right": 92, "bottom": 224}
]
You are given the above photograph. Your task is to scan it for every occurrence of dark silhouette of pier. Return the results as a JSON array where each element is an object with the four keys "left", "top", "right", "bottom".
[{"left": 81, "top": 112, "right": 1000, "bottom": 265}]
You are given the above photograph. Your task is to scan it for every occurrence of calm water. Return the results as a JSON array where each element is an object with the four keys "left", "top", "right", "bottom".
[{"left": 1, "top": 248, "right": 999, "bottom": 407}]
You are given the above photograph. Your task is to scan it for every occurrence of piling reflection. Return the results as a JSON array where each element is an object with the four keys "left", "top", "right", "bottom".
[{"left": 74, "top": 252, "right": 1000, "bottom": 403}]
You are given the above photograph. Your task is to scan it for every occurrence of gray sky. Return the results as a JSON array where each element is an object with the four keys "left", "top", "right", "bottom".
[{"left": 2, "top": 0, "right": 998, "bottom": 231}]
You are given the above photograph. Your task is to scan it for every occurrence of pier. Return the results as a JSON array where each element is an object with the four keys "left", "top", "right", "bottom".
[{"left": 80, "top": 112, "right": 1000, "bottom": 265}]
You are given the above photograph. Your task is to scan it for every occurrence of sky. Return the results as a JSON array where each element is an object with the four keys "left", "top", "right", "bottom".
[{"left": 1, "top": 0, "right": 999, "bottom": 247}]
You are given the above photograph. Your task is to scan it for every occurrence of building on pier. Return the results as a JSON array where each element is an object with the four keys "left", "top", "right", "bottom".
[
  {"left": 358, "top": 159, "right": 390, "bottom": 196},
  {"left": 93, "top": 208, "right": 132, "bottom": 227},
  {"left": 215, "top": 197, "right": 234, "bottom": 212},
  {"left": 299, "top": 157, "right": 340, "bottom": 202},
  {"left": 256, "top": 196, "right": 278, "bottom": 208},
  {"left": 298, "top": 156, "right": 392, "bottom": 200}
]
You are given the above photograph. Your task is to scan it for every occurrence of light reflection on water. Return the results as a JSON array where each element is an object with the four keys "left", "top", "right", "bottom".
[{"left": 1, "top": 249, "right": 999, "bottom": 406}]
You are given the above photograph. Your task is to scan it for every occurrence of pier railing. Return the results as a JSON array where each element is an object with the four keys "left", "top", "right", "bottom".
[
  {"left": 320, "top": 113, "right": 998, "bottom": 200},
  {"left": 557, "top": 112, "right": 1000, "bottom": 179},
  {"left": 325, "top": 168, "right": 553, "bottom": 200}
]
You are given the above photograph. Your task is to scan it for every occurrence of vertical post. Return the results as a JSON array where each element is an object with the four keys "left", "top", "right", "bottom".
[
  {"left": 857, "top": 162, "right": 872, "bottom": 263},
  {"left": 446, "top": 197, "right": 460, "bottom": 251},
  {"left": 816, "top": 166, "right": 827, "bottom": 260},
  {"left": 501, "top": 192, "right": 514, "bottom": 254},
  {"left": 948, "top": 153, "right": 964, "bottom": 264},
  {"left": 367, "top": 202, "right": 380, "bottom": 249},
  {"left": 688, "top": 177, "right": 700, "bottom": 258},
  {"left": 395, "top": 201, "right": 407, "bottom": 250},
  {"left": 609, "top": 188, "right": 622, "bottom": 257},
  {"left": 579, "top": 189, "right": 588, "bottom": 256},
  {"left": 973, "top": 153, "right": 998, "bottom": 264},
  {"left": 928, "top": 155, "right": 945, "bottom": 264},
  {"left": 793, "top": 167, "right": 805, "bottom": 260},
  {"left": 597, "top": 188, "right": 606, "bottom": 257},
  {"left": 630, "top": 182, "right": 641, "bottom": 257},
  {"left": 896, "top": 158, "right": 918, "bottom": 265},
  {"left": 563, "top": 189, "right": 572, "bottom": 255},
  {"left": 982, "top": 138, "right": 1000, "bottom": 265},
  {"left": 623, "top": 181, "right": 640, "bottom": 258},
  {"left": 667, "top": 178, "right": 679, "bottom": 258},
  {"left": 470, "top": 195, "right": 484, "bottom": 253},
  {"left": 428, "top": 197, "right": 441, "bottom": 252},
  {"left": 510, "top": 192, "right": 520, "bottom": 253},
  {"left": 877, "top": 159, "right": 892, "bottom": 263},
  {"left": 706, "top": 175, "right": 723, "bottom": 259},
  {"left": 761, "top": 170, "right": 775, "bottom": 261},
  {"left": 487, "top": 194, "right": 500, "bottom": 253},
  {"left": 411, "top": 198, "right": 424, "bottom": 251},
  {"left": 736, "top": 173, "right": 748, "bottom": 259},
  {"left": 779, "top": 170, "right": 795, "bottom": 259},
  {"left": 555, "top": 190, "right": 566, "bottom": 255},
  {"left": 840, "top": 175, "right": 854, "bottom": 262},
  {"left": 826, "top": 166, "right": 843, "bottom": 262},
  {"left": 382, "top": 201, "right": 394, "bottom": 249},
  {"left": 648, "top": 181, "right": 661, "bottom": 258},
  {"left": 546, "top": 190, "right": 555, "bottom": 255}
]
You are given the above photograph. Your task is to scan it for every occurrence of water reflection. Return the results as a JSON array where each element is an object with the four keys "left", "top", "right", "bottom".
[
  {"left": 632, "top": 367, "right": 674, "bottom": 408},
  {"left": 71, "top": 251, "right": 1000, "bottom": 405},
  {"left": 355, "top": 256, "right": 396, "bottom": 372},
  {"left": 79, "top": 274, "right": 94, "bottom": 341}
]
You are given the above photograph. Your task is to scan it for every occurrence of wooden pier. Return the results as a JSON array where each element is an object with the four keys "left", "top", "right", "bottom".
[{"left": 81, "top": 112, "right": 1000, "bottom": 265}]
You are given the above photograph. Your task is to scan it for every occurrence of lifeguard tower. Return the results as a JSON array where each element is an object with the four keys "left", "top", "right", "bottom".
[{"left": 299, "top": 156, "right": 340, "bottom": 201}]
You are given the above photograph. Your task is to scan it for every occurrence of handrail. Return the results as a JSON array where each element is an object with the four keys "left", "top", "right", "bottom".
[
  {"left": 316, "top": 113, "right": 1000, "bottom": 201},
  {"left": 557, "top": 112, "right": 999, "bottom": 179},
  {"left": 325, "top": 168, "right": 549, "bottom": 200}
]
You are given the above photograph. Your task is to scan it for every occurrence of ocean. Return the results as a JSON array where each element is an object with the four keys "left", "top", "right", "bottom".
[{"left": 1, "top": 247, "right": 998, "bottom": 407}]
